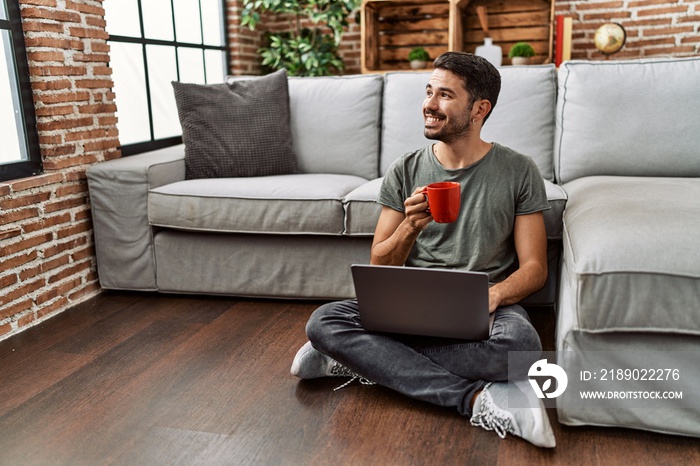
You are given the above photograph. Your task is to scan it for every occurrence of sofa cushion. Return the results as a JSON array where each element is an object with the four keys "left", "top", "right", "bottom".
[
  {"left": 555, "top": 57, "right": 700, "bottom": 184},
  {"left": 379, "top": 72, "right": 431, "bottom": 175},
  {"left": 343, "top": 177, "right": 384, "bottom": 236},
  {"left": 148, "top": 174, "right": 368, "bottom": 235},
  {"left": 288, "top": 74, "right": 383, "bottom": 179},
  {"left": 483, "top": 65, "right": 557, "bottom": 181},
  {"left": 543, "top": 179, "right": 567, "bottom": 240},
  {"left": 172, "top": 69, "right": 298, "bottom": 180},
  {"left": 561, "top": 176, "right": 700, "bottom": 333},
  {"left": 342, "top": 177, "right": 566, "bottom": 241},
  {"left": 380, "top": 65, "right": 556, "bottom": 180}
]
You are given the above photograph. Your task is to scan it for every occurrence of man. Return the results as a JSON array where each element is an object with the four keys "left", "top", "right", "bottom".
[{"left": 290, "top": 52, "right": 555, "bottom": 448}]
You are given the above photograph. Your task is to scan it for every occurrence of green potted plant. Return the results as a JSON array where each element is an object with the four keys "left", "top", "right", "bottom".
[
  {"left": 241, "top": 0, "right": 360, "bottom": 77},
  {"left": 408, "top": 47, "right": 430, "bottom": 69},
  {"left": 508, "top": 42, "right": 535, "bottom": 65}
]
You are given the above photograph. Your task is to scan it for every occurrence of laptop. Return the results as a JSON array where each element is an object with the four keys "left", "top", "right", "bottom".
[{"left": 351, "top": 264, "right": 494, "bottom": 340}]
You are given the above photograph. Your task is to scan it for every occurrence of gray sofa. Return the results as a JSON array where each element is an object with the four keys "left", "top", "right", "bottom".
[
  {"left": 87, "top": 66, "right": 565, "bottom": 302},
  {"left": 552, "top": 58, "right": 700, "bottom": 437},
  {"left": 87, "top": 57, "right": 700, "bottom": 437}
]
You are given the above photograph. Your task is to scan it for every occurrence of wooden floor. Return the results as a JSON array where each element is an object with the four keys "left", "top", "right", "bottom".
[{"left": 0, "top": 292, "right": 698, "bottom": 466}]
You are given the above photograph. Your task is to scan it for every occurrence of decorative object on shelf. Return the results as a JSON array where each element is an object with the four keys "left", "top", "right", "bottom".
[
  {"left": 474, "top": 5, "right": 502, "bottom": 66},
  {"left": 408, "top": 47, "right": 430, "bottom": 69},
  {"left": 241, "top": 0, "right": 361, "bottom": 76},
  {"left": 594, "top": 22, "right": 626, "bottom": 57},
  {"left": 555, "top": 15, "right": 573, "bottom": 67},
  {"left": 509, "top": 42, "right": 536, "bottom": 65},
  {"left": 476, "top": 37, "right": 503, "bottom": 67}
]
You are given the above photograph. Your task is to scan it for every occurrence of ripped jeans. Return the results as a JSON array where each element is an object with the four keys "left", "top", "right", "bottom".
[{"left": 305, "top": 300, "right": 542, "bottom": 417}]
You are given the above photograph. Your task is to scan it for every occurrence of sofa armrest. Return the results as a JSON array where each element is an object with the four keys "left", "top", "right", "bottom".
[{"left": 87, "top": 145, "right": 186, "bottom": 291}]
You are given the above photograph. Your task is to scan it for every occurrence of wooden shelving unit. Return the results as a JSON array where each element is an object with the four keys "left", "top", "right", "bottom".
[
  {"left": 361, "top": 0, "right": 470, "bottom": 73},
  {"left": 462, "top": 0, "right": 555, "bottom": 65},
  {"left": 361, "top": 0, "right": 554, "bottom": 73}
]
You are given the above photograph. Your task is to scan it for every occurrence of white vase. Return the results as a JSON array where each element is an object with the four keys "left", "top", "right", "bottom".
[
  {"left": 475, "top": 38, "right": 502, "bottom": 67},
  {"left": 410, "top": 60, "right": 427, "bottom": 69}
]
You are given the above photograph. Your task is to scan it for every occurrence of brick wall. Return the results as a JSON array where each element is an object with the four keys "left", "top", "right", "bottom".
[
  {"left": 0, "top": 0, "right": 118, "bottom": 340},
  {"left": 556, "top": 0, "right": 700, "bottom": 59},
  {"left": 339, "top": 17, "right": 362, "bottom": 74},
  {"left": 226, "top": 0, "right": 262, "bottom": 75}
]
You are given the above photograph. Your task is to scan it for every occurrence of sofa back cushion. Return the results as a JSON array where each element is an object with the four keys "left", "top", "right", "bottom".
[
  {"left": 288, "top": 74, "right": 383, "bottom": 180},
  {"left": 379, "top": 72, "right": 432, "bottom": 176},
  {"left": 380, "top": 65, "right": 557, "bottom": 180},
  {"left": 555, "top": 57, "right": 700, "bottom": 184}
]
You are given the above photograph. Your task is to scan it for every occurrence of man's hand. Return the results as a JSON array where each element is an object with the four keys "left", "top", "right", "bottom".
[
  {"left": 403, "top": 186, "right": 433, "bottom": 232},
  {"left": 488, "top": 287, "right": 501, "bottom": 314},
  {"left": 370, "top": 187, "right": 434, "bottom": 266}
]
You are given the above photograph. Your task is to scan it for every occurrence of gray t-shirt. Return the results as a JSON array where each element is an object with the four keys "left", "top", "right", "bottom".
[{"left": 378, "top": 143, "right": 550, "bottom": 283}]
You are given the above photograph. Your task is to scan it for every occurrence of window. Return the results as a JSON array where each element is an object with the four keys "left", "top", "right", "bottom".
[
  {"left": 0, "top": 0, "right": 41, "bottom": 181},
  {"left": 104, "top": 0, "right": 228, "bottom": 156}
]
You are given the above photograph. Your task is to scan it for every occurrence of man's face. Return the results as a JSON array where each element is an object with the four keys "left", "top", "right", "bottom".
[{"left": 423, "top": 68, "right": 474, "bottom": 143}]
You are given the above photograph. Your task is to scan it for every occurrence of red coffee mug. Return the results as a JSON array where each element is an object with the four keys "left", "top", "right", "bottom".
[{"left": 424, "top": 182, "right": 461, "bottom": 223}]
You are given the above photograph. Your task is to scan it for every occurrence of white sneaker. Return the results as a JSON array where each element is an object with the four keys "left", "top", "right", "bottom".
[
  {"left": 290, "top": 341, "right": 375, "bottom": 390},
  {"left": 290, "top": 341, "right": 337, "bottom": 379},
  {"left": 470, "top": 380, "right": 556, "bottom": 448}
]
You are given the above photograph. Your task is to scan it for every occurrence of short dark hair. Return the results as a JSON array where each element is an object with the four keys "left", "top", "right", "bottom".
[{"left": 433, "top": 52, "right": 501, "bottom": 122}]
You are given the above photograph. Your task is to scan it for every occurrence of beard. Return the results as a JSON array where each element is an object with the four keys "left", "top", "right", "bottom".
[{"left": 423, "top": 109, "right": 472, "bottom": 143}]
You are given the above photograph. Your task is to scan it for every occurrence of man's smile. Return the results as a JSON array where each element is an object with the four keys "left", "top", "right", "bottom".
[{"left": 424, "top": 111, "right": 445, "bottom": 126}]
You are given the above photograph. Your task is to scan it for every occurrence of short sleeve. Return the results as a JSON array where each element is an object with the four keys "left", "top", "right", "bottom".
[
  {"left": 378, "top": 158, "right": 407, "bottom": 213},
  {"left": 516, "top": 157, "right": 550, "bottom": 215}
]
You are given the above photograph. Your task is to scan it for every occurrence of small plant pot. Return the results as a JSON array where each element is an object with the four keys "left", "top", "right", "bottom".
[
  {"left": 410, "top": 60, "right": 427, "bottom": 69},
  {"left": 511, "top": 56, "right": 531, "bottom": 66}
]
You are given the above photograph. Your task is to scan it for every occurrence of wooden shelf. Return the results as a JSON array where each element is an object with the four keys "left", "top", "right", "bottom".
[
  {"left": 462, "top": 0, "right": 555, "bottom": 65},
  {"left": 361, "top": 0, "right": 470, "bottom": 73},
  {"left": 361, "top": 0, "right": 554, "bottom": 73}
]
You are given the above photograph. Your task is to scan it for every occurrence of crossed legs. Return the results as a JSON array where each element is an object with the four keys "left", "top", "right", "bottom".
[{"left": 303, "top": 299, "right": 542, "bottom": 417}]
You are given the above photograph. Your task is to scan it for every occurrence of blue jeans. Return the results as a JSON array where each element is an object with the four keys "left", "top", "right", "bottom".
[{"left": 305, "top": 300, "right": 542, "bottom": 417}]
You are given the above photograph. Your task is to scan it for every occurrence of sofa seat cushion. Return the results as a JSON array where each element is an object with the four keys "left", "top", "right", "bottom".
[
  {"left": 148, "top": 174, "right": 369, "bottom": 235},
  {"left": 561, "top": 176, "right": 700, "bottom": 333},
  {"left": 543, "top": 179, "right": 566, "bottom": 240},
  {"left": 342, "top": 177, "right": 566, "bottom": 240},
  {"left": 343, "top": 177, "right": 384, "bottom": 236}
]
